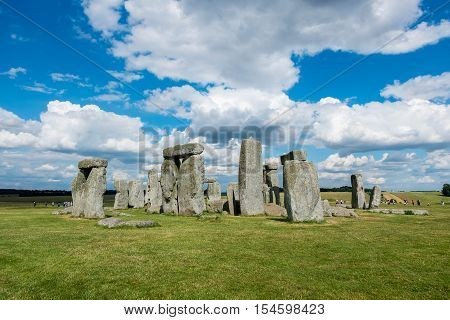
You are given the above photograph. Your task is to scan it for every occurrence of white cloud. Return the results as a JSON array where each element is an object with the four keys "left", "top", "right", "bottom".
[
  {"left": 10, "top": 34, "right": 30, "bottom": 42},
  {"left": 425, "top": 150, "right": 450, "bottom": 170},
  {"left": 73, "top": 25, "right": 97, "bottom": 43},
  {"left": 367, "top": 177, "right": 386, "bottom": 184},
  {"left": 36, "top": 164, "right": 58, "bottom": 171},
  {"left": 0, "top": 67, "right": 26, "bottom": 79},
  {"left": 91, "top": 92, "right": 129, "bottom": 102},
  {"left": 108, "top": 70, "right": 143, "bottom": 83},
  {"left": 50, "top": 73, "right": 80, "bottom": 82},
  {"left": 381, "top": 72, "right": 450, "bottom": 101},
  {"left": 84, "top": 0, "right": 450, "bottom": 91},
  {"left": 417, "top": 175, "right": 435, "bottom": 183},
  {"left": 21, "top": 82, "right": 59, "bottom": 94}
]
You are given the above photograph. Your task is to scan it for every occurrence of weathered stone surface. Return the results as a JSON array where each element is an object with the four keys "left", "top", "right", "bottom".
[
  {"left": 78, "top": 158, "right": 108, "bottom": 169},
  {"left": 264, "top": 163, "right": 278, "bottom": 171},
  {"left": 178, "top": 154, "right": 205, "bottom": 215},
  {"left": 266, "top": 169, "right": 281, "bottom": 205},
  {"left": 263, "top": 184, "right": 270, "bottom": 204},
  {"left": 204, "top": 177, "right": 217, "bottom": 183},
  {"left": 205, "top": 181, "right": 221, "bottom": 201},
  {"left": 72, "top": 160, "right": 107, "bottom": 219},
  {"left": 145, "top": 170, "right": 162, "bottom": 213},
  {"left": 369, "top": 209, "right": 429, "bottom": 215},
  {"left": 322, "top": 199, "right": 332, "bottom": 217},
  {"left": 369, "top": 185, "right": 381, "bottom": 209},
  {"left": 206, "top": 199, "right": 226, "bottom": 213},
  {"left": 163, "top": 143, "right": 204, "bottom": 159},
  {"left": 330, "top": 206, "right": 358, "bottom": 217},
  {"left": 238, "top": 138, "right": 264, "bottom": 215},
  {"left": 283, "top": 160, "right": 323, "bottom": 222},
  {"left": 114, "top": 179, "right": 129, "bottom": 210},
  {"left": 128, "top": 180, "right": 145, "bottom": 209},
  {"left": 264, "top": 203, "right": 287, "bottom": 217},
  {"left": 52, "top": 207, "right": 73, "bottom": 215},
  {"left": 280, "top": 150, "right": 307, "bottom": 165},
  {"left": 161, "top": 159, "right": 179, "bottom": 214},
  {"left": 98, "top": 217, "right": 156, "bottom": 228},
  {"left": 351, "top": 174, "right": 366, "bottom": 209},
  {"left": 226, "top": 182, "right": 239, "bottom": 215}
]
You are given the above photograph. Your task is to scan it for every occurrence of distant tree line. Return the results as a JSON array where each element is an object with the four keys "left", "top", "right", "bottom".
[
  {"left": 0, "top": 189, "right": 116, "bottom": 197},
  {"left": 443, "top": 184, "right": 450, "bottom": 197}
]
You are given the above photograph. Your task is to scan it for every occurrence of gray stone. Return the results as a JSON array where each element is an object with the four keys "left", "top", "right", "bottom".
[
  {"left": 178, "top": 154, "right": 205, "bottom": 215},
  {"left": 264, "top": 163, "right": 278, "bottom": 171},
  {"left": 280, "top": 150, "right": 307, "bottom": 165},
  {"left": 266, "top": 169, "right": 281, "bottom": 205},
  {"left": 161, "top": 159, "right": 179, "bottom": 214},
  {"left": 264, "top": 203, "right": 287, "bottom": 217},
  {"left": 204, "top": 177, "right": 217, "bottom": 183},
  {"left": 98, "top": 217, "right": 156, "bottom": 228},
  {"left": 163, "top": 143, "right": 204, "bottom": 159},
  {"left": 205, "top": 181, "right": 221, "bottom": 201},
  {"left": 263, "top": 184, "right": 270, "bottom": 204},
  {"left": 238, "top": 138, "right": 264, "bottom": 215},
  {"left": 226, "top": 182, "right": 239, "bottom": 215},
  {"left": 369, "top": 185, "right": 381, "bottom": 209},
  {"left": 113, "top": 179, "right": 129, "bottom": 210},
  {"left": 98, "top": 217, "right": 123, "bottom": 228},
  {"left": 145, "top": 170, "right": 162, "bottom": 213},
  {"left": 52, "top": 207, "right": 72, "bottom": 215},
  {"left": 128, "top": 180, "right": 145, "bottom": 209},
  {"left": 351, "top": 174, "right": 366, "bottom": 209},
  {"left": 206, "top": 199, "right": 226, "bottom": 213},
  {"left": 322, "top": 200, "right": 332, "bottom": 217},
  {"left": 78, "top": 158, "right": 108, "bottom": 169},
  {"left": 330, "top": 206, "right": 358, "bottom": 217},
  {"left": 72, "top": 159, "right": 107, "bottom": 219},
  {"left": 369, "top": 209, "right": 429, "bottom": 215},
  {"left": 283, "top": 160, "right": 323, "bottom": 222}
]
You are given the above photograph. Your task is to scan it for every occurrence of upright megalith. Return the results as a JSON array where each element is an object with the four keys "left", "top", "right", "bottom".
[
  {"left": 369, "top": 185, "right": 381, "bottom": 209},
  {"left": 351, "top": 174, "right": 366, "bottom": 209},
  {"left": 238, "top": 138, "right": 264, "bottom": 215},
  {"left": 72, "top": 158, "right": 107, "bottom": 219},
  {"left": 178, "top": 154, "right": 205, "bottom": 215},
  {"left": 160, "top": 159, "right": 179, "bottom": 214},
  {"left": 205, "top": 180, "right": 221, "bottom": 201},
  {"left": 282, "top": 152, "right": 323, "bottom": 222},
  {"left": 226, "top": 182, "right": 240, "bottom": 215},
  {"left": 145, "top": 169, "right": 162, "bottom": 213},
  {"left": 114, "top": 179, "right": 129, "bottom": 210},
  {"left": 264, "top": 163, "right": 280, "bottom": 205},
  {"left": 128, "top": 180, "right": 145, "bottom": 208}
]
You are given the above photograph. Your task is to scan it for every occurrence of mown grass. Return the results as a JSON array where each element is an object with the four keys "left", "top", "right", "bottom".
[{"left": 0, "top": 192, "right": 448, "bottom": 299}]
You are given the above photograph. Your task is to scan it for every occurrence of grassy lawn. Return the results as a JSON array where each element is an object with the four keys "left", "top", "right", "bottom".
[{"left": 0, "top": 192, "right": 448, "bottom": 299}]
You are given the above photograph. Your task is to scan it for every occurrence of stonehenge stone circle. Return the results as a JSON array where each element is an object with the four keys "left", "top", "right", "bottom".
[
  {"left": 145, "top": 169, "right": 162, "bottom": 213},
  {"left": 369, "top": 185, "right": 381, "bottom": 209},
  {"left": 238, "top": 138, "right": 264, "bottom": 215},
  {"left": 265, "top": 163, "right": 281, "bottom": 205},
  {"left": 72, "top": 158, "right": 107, "bottom": 219},
  {"left": 178, "top": 154, "right": 205, "bottom": 215},
  {"left": 283, "top": 158, "right": 323, "bottom": 222},
  {"left": 163, "top": 143, "right": 204, "bottom": 159},
  {"left": 128, "top": 180, "right": 145, "bottom": 209},
  {"left": 351, "top": 174, "right": 366, "bottom": 209},
  {"left": 161, "top": 159, "right": 179, "bottom": 214},
  {"left": 205, "top": 181, "right": 221, "bottom": 201},
  {"left": 114, "top": 179, "right": 129, "bottom": 210},
  {"left": 226, "top": 182, "right": 240, "bottom": 215}
]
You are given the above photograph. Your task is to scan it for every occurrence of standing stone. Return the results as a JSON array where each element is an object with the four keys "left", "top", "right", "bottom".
[
  {"left": 263, "top": 184, "right": 270, "bottom": 204},
  {"left": 369, "top": 185, "right": 381, "bottom": 209},
  {"left": 206, "top": 181, "right": 221, "bottom": 201},
  {"left": 322, "top": 199, "right": 332, "bottom": 217},
  {"left": 145, "top": 170, "right": 162, "bottom": 213},
  {"left": 178, "top": 155, "right": 205, "bottom": 215},
  {"left": 238, "top": 138, "right": 264, "bottom": 215},
  {"left": 351, "top": 174, "right": 366, "bottom": 209},
  {"left": 283, "top": 160, "right": 323, "bottom": 222},
  {"left": 114, "top": 179, "right": 129, "bottom": 210},
  {"left": 71, "top": 158, "right": 107, "bottom": 219},
  {"left": 128, "top": 180, "right": 145, "bottom": 209},
  {"left": 226, "top": 182, "right": 240, "bottom": 215},
  {"left": 265, "top": 165, "right": 281, "bottom": 206},
  {"left": 161, "top": 159, "right": 179, "bottom": 214}
]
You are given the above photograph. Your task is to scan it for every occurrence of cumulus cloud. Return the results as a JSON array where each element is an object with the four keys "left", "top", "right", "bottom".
[
  {"left": 108, "top": 70, "right": 143, "bottom": 83},
  {"left": 367, "top": 177, "right": 386, "bottom": 184},
  {"left": 381, "top": 72, "right": 450, "bottom": 101},
  {"left": 21, "top": 82, "right": 60, "bottom": 94},
  {"left": 50, "top": 73, "right": 80, "bottom": 82},
  {"left": 0, "top": 67, "right": 26, "bottom": 79},
  {"left": 83, "top": 0, "right": 450, "bottom": 91},
  {"left": 417, "top": 175, "right": 435, "bottom": 183}
]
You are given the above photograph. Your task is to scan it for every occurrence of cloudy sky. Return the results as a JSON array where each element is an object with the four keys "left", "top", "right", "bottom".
[{"left": 0, "top": 0, "right": 449, "bottom": 191}]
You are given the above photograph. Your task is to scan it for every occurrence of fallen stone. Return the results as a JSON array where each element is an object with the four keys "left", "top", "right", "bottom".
[
  {"left": 369, "top": 185, "right": 381, "bottom": 209},
  {"left": 98, "top": 217, "right": 123, "bottom": 228},
  {"left": 52, "top": 207, "right": 73, "bottom": 215},
  {"left": 264, "top": 203, "right": 287, "bottom": 217},
  {"left": 283, "top": 159, "right": 323, "bottom": 222},
  {"left": 177, "top": 154, "right": 205, "bottom": 215},
  {"left": 98, "top": 217, "right": 156, "bottom": 228},
  {"left": 369, "top": 209, "right": 429, "bottom": 215},
  {"left": 238, "top": 138, "right": 264, "bottom": 215},
  {"left": 330, "top": 206, "right": 358, "bottom": 217},
  {"left": 163, "top": 143, "right": 204, "bottom": 159},
  {"left": 351, "top": 173, "right": 366, "bottom": 209}
]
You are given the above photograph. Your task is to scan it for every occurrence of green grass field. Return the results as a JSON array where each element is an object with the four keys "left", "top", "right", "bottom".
[{"left": 0, "top": 192, "right": 448, "bottom": 299}]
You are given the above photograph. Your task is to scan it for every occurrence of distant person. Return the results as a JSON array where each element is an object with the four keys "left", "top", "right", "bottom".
[
  {"left": 442, "top": 201, "right": 445, "bottom": 206},
  {"left": 336, "top": 200, "right": 339, "bottom": 205},
  {"left": 411, "top": 200, "right": 414, "bottom": 206},
  {"left": 417, "top": 200, "right": 421, "bottom": 206},
  {"left": 340, "top": 200, "right": 344, "bottom": 204},
  {"left": 33, "top": 201, "right": 36, "bottom": 207}
]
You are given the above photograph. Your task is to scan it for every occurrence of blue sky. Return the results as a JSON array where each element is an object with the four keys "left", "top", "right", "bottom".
[{"left": 0, "top": 0, "right": 449, "bottom": 191}]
